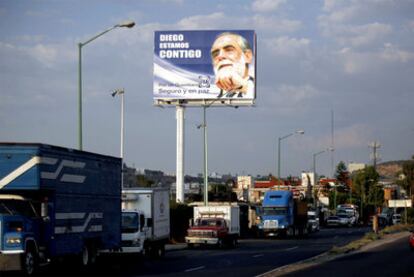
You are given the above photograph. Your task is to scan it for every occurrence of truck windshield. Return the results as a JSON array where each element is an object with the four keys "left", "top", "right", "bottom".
[
  {"left": 0, "top": 199, "right": 38, "bottom": 217},
  {"left": 196, "top": 219, "right": 225, "bottom": 227},
  {"left": 122, "top": 212, "right": 139, "bottom": 233},
  {"left": 263, "top": 207, "right": 288, "bottom": 216}
]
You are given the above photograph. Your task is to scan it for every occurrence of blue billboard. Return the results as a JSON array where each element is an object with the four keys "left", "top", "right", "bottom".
[{"left": 153, "top": 30, "right": 256, "bottom": 104}]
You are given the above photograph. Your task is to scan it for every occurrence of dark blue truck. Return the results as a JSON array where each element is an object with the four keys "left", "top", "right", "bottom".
[
  {"left": 257, "top": 190, "right": 308, "bottom": 237},
  {"left": 0, "top": 143, "right": 121, "bottom": 274}
]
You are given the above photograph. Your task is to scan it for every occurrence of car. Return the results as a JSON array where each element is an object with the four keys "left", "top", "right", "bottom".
[
  {"left": 337, "top": 214, "right": 353, "bottom": 227},
  {"left": 307, "top": 211, "right": 320, "bottom": 232},
  {"left": 326, "top": 216, "right": 340, "bottom": 227},
  {"left": 392, "top": 214, "right": 401, "bottom": 225},
  {"left": 409, "top": 231, "right": 414, "bottom": 250}
]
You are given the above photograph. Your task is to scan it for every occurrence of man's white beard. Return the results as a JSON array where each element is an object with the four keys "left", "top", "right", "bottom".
[{"left": 214, "top": 54, "right": 247, "bottom": 79}]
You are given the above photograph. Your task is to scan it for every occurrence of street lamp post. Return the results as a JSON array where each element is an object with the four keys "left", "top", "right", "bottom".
[
  {"left": 111, "top": 88, "right": 125, "bottom": 187},
  {"left": 197, "top": 99, "right": 222, "bottom": 206},
  {"left": 277, "top": 130, "right": 304, "bottom": 182},
  {"left": 78, "top": 20, "right": 135, "bottom": 150},
  {"left": 313, "top": 149, "right": 326, "bottom": 208}
]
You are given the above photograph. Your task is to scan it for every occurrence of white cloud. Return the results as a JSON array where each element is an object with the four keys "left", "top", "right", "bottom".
[
  {"left": 264, "top": 84, "right": 322, "bottom": 115},
  {"left": 252, "top": 16, "right": 302, "bottom": 33},
  {"left": 265, "top": 36, "right": 310, "bottom": 57},
  {"left": 175, "top": 12, "right": 302, "bottom": 33},
  {"left": 336, "top": 43, "right": 414, "bottom": 74},
  {"left": 320, "top": 20, "right": 392, "bottom": 47},
  {"left": 252, "top": 0, "right": 286, "bottom": 13},
  {"left": 380, "top": 43, "right": 414, "bottom": 63},
  {"left": 176, "top": 12, "right": 227, "bottom": 29}
]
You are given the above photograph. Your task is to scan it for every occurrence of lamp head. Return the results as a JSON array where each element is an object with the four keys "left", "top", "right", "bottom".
[{"left": 116, "top": 21, "right": 135, "bottom": 28}]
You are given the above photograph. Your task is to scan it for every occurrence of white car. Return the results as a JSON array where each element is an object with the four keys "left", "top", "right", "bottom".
[
  {"left": 337, "top": 214, "right": 353, "bottom": 227},
  {"left": 392, "top": 214, "right": 401, "bottom": 225}
]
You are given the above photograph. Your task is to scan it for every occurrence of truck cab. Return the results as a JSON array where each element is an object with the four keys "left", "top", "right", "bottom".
[
  {"left": 185, "top": 205, "right": 239, "bottom": 248},
  {"left": 121, "top": 209, "right": 146, "bottom": 254},
  {"left": 0, "top": 195, "right": 47, "bottom": 275},
  {"left": 258, "top": 190, "right": 307, "bottom": 237}
]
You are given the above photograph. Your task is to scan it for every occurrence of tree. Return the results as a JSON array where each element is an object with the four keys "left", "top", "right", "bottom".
[
  {"left": 401, "top": 157, "right": 414, "bottom": 196},
  {"left": 335, "top": 161, "right": 350, "bottom": 192},
  {"left": 352, "top": 166, "right": 380, "bottom": 221},
  {"left": 136, "top": 174, "right": 154, "bottom": 187}
]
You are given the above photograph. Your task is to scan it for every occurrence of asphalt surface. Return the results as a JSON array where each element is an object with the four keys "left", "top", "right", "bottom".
[
  {"left": 3, "top": 227, "right": 370, "bottom": 276},
  {"left": 281, "top": 232, "right": 414, "bottom": 276}
]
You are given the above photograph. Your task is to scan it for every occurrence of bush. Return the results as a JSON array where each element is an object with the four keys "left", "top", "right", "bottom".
[{"left": 169, "top": 201, "right": 193, "bottom": 243}]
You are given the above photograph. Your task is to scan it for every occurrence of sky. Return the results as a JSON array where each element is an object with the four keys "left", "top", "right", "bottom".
[{"left": 1, "top": 0, "right": 413, "bottom": 178}]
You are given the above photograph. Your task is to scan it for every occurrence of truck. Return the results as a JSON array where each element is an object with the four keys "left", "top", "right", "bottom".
[
  {"left": 307, "top": 210, "right": 320, "bottom": 233},
  {"left": 0, "top": 143, "right": 121, "bottom": 275},
  {"left": 257, "top": 190, "right": 308, "bottom": 237},
  {"left": 185, "top": 205, "right": 239, "bottom": 248},
  {"left": 120, "top": 188, "right": 170, "bottom": 257}
]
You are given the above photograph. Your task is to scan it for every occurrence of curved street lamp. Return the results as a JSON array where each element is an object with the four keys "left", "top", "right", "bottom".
[
  {"left": 78, "top": 21, "right": 135, "bottom": 150},
  {"left": 277, "top": 129, "right": 305, "bottom": 182}
]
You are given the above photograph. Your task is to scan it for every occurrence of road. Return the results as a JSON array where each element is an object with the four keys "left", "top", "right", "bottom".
[
  {"left": 284, "top": 233, "right": 414, "bottom": 276},
  {"left": 10, "top": 227, "right": 367, "bottom": 277}
]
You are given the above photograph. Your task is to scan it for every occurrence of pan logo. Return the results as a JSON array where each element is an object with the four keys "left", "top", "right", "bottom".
[{"left": 198, "top": 76, "right": 210, "bottom": 88}]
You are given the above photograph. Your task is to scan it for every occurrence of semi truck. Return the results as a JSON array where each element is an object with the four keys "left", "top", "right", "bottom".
[
  {"left": 185, "top": 205, "right": 239, "bottom": 248},
  {"left": 121, "top": 188, "right": 170, "bottom": 257},
  {"left": 257, "top": 190, "right": 308, "bottom": 237},
  {"left": 0, "top": 143, "right": 122, "bottom": 275}
]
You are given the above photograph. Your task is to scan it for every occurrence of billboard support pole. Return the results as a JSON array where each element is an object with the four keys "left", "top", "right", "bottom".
[{"left": 176, "top": 105, "right": 185, "bottom": 203}]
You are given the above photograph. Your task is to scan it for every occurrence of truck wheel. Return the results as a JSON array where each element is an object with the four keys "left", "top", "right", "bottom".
[
  {"left": 157, "top": 245, "right": 165, "bottom": 258},
  {"left": 22, "top": 247, "right": 37, "bottom": 275},
  {"left": 80, "top": 245, "right": 90, "bottom": 267},
  {"left": 217, "top": 239, "right": 224, "bottom": 249},
  {"left": 187, "top": 243, "right": 194, "bottom": 249}
]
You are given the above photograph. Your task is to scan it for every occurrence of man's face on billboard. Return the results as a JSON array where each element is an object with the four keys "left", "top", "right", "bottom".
[{"left": 211, "top": 34, "right": 252, "bottom": 79}]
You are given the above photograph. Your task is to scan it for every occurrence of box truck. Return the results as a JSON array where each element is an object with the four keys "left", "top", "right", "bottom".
[
  {"left": 121, "top": 188, "right": 170, "bottom": 257},
  {"left": 185, "top": 205, "right": 239, "bottom": 248}
]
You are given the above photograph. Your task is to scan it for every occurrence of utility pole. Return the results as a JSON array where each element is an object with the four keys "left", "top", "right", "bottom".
[{"left": 369, "top": 141, "right": 381, "bottom": 170}]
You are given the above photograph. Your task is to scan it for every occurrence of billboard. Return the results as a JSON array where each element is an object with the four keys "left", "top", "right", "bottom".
[{"left": 153, "top": 30, "right": 256, "bottom": 106}]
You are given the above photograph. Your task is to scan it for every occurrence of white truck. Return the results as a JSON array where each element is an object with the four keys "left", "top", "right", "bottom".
[
  {"left": 185, "top": 205, "right": 240, "bottom": 248},
  {"left": 121, "top": 188, "right": 170, "bottom": 257}
]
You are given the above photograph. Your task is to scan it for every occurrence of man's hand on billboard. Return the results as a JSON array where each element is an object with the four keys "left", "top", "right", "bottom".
[{"left": 215, "top": 67, "right": 248, "bottom": 94}]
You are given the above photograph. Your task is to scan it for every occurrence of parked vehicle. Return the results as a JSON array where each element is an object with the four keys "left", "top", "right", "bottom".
[
  {"left": 337, "top": 204, "right": 359, "bottom": 225},
  {"left": 121, "top": 188, "right": 170, "bottom": 257},
  {"left": 337, "top": 214, "right": 353, "bottom": 227},
  {"left": 257, "top": 190, "right": 308, "bottom": 237},
  {"left": 326, "top": 216, "right": 340, "bottom": 227},
  {"left": 392, "top": 214, "right": 401, "bottom": 225},
  {"left": 185, "top": 205, "right": 239, "bottom": 248},
  {"left": 307, "top": 210, "right": 320, "bottom": 233},
  {"left": 409, "top": 231, "right": 414, "bottom": 250},
  {"left": 0, "top": 143, "right": 121, "bottom": 275}
]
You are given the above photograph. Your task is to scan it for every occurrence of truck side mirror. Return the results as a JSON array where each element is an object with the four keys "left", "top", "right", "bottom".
[
  {"left": 140, "top": 214, "right": 145, "bottom": 231},
  {"left": 147, "top": 218, "right": 153, "bottom": 228},
  {"left": 41, "top": 202, "right": 50, "bottom": 222}
]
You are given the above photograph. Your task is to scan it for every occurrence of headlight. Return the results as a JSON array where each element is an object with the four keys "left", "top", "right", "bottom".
[
  {"left": 132, "top": 239, "right": 141, "bottom": 246},
  {"left": 6, "top": 237, "right": 22, "bottom": 244}
]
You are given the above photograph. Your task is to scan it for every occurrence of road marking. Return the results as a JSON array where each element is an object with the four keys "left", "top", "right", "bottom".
[
  {"left": 285, "top": 246, "right": 299, "bottom": 251},
  {"left": 185, "top": 266, "right": 205, "bottom": 272},
  {"left": 253, "top": 254, "right": 264, "bottom": 258}
]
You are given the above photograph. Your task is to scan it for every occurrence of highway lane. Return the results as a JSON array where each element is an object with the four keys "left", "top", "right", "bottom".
[
  {"left": 4, "top": 227, "right": 369, "bottom": 276},
  {"left": 284, "top": 233, "right": 414, "bottom": 276}
]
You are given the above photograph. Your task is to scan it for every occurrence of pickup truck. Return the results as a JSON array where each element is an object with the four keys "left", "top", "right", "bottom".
[{"left": 185, "top": 205, "right": 239, "bottom": 248}]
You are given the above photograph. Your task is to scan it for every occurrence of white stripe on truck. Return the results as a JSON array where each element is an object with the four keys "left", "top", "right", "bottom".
[
  {"left": 54, "top": 212, "right": 103, "bottom": 234},
  {"left": 0, "top": 156, "right": 56, "bottom": 189},
  {"left": 0, "top": 155, "right": 87, "bottom": 189}
]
